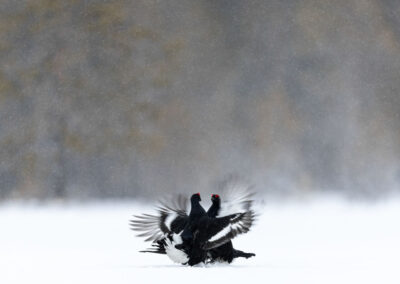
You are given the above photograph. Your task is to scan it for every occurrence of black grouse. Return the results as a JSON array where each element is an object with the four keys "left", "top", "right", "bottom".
[
  {"left": 130, "top": 191, "right": 256, "bottom": 265},
  {"left": 130, "top": 193, "right": 207, "bottom": 258},
  {"left": 207, "top": 194, "right": 256, "bottom": 263}
]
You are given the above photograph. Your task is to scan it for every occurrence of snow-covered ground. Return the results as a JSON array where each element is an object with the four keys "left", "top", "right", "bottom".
[{"left": 1, "top": 198, "right": 399, "bottom": 284}]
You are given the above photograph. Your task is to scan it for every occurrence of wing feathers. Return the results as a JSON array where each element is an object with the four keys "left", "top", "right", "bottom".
[
  {"left": 202, "top": 210, "right": 256, "bottom": 250},
  {"left": 130, "top": 194, "right": 189, "bottom": 242}
]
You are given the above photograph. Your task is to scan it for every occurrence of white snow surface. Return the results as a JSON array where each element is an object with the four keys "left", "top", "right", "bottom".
[{"left": 1, "top": 197, "right": 400, "bottom": 284}]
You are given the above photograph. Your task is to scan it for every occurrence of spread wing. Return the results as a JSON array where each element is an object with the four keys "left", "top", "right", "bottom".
[
  {"left": 130, "top": 194, "right": 189, "bottom": 242},
  {"left": 201, "top": 210, "right": 256, "bottom": 250},
  {"left": 217, "top": 176, "right": 255, "bottom": 217}
]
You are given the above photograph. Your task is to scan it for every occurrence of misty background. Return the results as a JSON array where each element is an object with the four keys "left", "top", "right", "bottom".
[{"left": 1, "top": 0, "right": 400, "bottom": 200}]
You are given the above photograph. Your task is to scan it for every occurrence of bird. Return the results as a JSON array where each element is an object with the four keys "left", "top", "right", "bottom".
[
  {"left": 163, "top": 192, "right": 255, "bottom": 265},
  {"left": 130, "top": 189, "right": 256, "bottom": 265},
  {"left": 207, "top": 194, "right": 256, "bottom": 263},
  {"left": 129, "top": 193, "right": 204, "bottom": 256},
  {"left": 130, "top": 193, "right": 208, "bottom": 265}
]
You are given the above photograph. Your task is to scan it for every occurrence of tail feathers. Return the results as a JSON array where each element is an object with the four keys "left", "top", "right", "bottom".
[
  {"left": 139, "top": 241, "right": 166, "bottom": 254},
  {"left": 232, "top": 249, "right": 255, "bottom": 259},
  {"left": 140, "top": 249, "right": 166, "bottom": 254}
]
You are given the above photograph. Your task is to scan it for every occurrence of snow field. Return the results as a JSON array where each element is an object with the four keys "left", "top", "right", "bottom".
[{"left": 1, "top": 198, "right": 399, "bottom": 284}]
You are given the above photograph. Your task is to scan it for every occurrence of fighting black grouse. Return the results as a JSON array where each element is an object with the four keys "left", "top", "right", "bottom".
[{"left": 130, "top": 190, "right": 256, "bottom": 265}]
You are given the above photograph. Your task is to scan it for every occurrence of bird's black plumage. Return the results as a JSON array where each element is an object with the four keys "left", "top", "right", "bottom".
[
  {"left": 207, "top": 194, "right": 255, "bottom": 263},
  {"left": 206, "top": 194, "right": 220, "bottom": 217},
  {"left": 180, "top": 193, "right": 206, "bottom": 243},
  {"left": 132, "top": 193, "right": 208, "bottom": 262},
  {"left": 178, "top": 193, "right": 255, "bottom": 265},
  {"left": 130, "top": 190, "right": 256, "bottom": 265}
]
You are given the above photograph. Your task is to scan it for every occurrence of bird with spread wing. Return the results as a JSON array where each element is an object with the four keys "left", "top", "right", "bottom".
[{"left": 130, "top": 182, "right": 257, "bottom": 265}]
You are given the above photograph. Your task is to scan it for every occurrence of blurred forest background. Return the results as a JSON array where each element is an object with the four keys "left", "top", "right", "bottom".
[{"left": 1, "top": 0, "right": 400, "bottom": 200}]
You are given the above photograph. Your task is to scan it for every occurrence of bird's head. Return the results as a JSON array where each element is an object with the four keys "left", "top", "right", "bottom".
[
  {"left": 211, "top": 194, "right": 220, "bottom": 204},
  {"left": 191, "top": 192, "right": 201, "bottom": 202}
]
